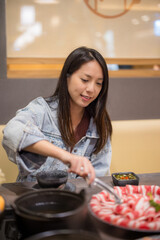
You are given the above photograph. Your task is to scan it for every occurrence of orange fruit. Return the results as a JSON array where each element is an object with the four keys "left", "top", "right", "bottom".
[{"left": 0, "top": 196, "right": 5, "bottom": 212}]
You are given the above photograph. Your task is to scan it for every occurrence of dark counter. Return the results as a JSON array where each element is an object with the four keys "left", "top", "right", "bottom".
[{"left": 0, "top": 173, "right": 160, "bottom": 240}]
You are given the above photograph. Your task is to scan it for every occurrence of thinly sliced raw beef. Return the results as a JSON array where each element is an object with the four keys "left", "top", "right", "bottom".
[{"left": 90, "top": 185, "right": 160, "bottom": 231}]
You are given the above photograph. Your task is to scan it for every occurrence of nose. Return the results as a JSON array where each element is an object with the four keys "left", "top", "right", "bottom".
[{"left": 86, "top": 82, "right": 95, "bottom": 93}]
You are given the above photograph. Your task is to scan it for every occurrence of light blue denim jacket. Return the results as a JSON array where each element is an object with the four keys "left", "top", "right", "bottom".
[{"left": 2, "top": 97, "right": 112, "bottom": 182}]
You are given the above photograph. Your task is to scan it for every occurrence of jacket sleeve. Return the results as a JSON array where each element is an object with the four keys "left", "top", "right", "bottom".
[
  {"left": 2, "top": 98, "right": 48, "bottom": 164},
  {"left": 90, "top": 137, "right": 112, "bottom": 177}
]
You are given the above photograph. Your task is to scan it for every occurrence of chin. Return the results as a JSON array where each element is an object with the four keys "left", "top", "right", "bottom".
[{"left": 81, "top": 102, "right": 90, "bottom": 108}]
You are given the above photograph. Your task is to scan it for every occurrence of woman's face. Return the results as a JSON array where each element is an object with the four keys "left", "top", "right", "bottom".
[{"left": 67, "top": 60, "right": 103, "bottom": 110}]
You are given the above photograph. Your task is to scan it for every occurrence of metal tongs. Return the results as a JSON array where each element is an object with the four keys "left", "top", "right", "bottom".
[{"left": 92, "top": 177, "right": 123, "bottom": 204}]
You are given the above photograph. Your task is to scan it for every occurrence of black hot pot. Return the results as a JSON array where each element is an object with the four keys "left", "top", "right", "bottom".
[
  {"left": 36, "top": 170, "right": 68, "bottom": 188},
  {"left": 12, "top": 189, "right": 87, "bottom": 238},
  {"left": 24, "top": 229, "right": 100, "bottom": 240}
]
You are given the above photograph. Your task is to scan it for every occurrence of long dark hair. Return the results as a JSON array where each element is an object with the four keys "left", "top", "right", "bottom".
[{"left": 50, "top": 46, "right": 112, "bottom": 153}]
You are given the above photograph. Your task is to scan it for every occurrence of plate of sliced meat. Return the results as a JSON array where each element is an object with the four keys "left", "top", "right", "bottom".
[{"left": 89, "top": 185, "right": 160, "bottom": 239}]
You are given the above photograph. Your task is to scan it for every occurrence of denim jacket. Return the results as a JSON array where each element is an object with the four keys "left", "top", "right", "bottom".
[{"left": 2, "top": 97, "right": 112, "bottom": 182}]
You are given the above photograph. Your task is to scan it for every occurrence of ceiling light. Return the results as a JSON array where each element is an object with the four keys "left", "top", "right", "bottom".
[
  {"left": 141, "top": 15, "right": 150, "bottom": 22},
  {"left": 34, "top": 0, "right": 59, "bottom": 4},
  {"left": 131, "top": 19, "right": 139, "bottom": 25}
]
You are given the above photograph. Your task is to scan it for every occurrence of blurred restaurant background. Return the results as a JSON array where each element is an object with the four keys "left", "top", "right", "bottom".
[
  {"left": 0, "top": 0, "right": 160, "bottom": 181},
  {"left": 0, "top": 0, "right": 160, "bottom": 123}
]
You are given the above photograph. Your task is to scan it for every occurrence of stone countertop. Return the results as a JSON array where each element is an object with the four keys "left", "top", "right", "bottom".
[{"left": 1, "top": 172, "right": 160, "bottom": 208}]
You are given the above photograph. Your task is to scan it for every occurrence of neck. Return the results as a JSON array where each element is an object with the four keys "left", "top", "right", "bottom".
[{"left": 70, "top": 104, "right": 85, "bottom": 131}]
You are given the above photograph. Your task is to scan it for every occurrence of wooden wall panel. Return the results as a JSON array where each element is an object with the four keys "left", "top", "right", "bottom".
[
  {"left": 7, "top": 58, "right": 160, "bottom": 79},
  {"left": 0, "top": 76, "right": 160, "bottom": 124}
]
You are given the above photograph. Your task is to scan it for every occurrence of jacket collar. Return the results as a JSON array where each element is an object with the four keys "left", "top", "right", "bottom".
[{"left": 44, "top": 97, "right": 99, "bottom": 139}]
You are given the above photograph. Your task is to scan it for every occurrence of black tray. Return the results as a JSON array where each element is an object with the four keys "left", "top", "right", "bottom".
[{"left": 112, "top": 171, "right": 139, "bottom": 186}]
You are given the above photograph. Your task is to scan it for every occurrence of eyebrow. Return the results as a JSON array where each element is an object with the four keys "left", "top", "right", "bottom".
[{"left": 84, "top": 73, "right": 103, "bottom": 81}]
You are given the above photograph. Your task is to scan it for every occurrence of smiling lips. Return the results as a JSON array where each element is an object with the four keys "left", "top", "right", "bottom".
[{"left": 81, "top": 94, "right": 92, "bottom": 101}]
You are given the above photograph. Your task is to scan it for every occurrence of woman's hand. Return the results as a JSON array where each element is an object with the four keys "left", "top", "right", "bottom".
[
  {"left": 24, "top": 140, "right": 95, "bottom": 184},
  {"left": 66, "top": 153, "right": 95, "bottom": 184}
]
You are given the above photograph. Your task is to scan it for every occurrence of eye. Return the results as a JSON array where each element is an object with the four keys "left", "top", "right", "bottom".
[
  {"left": 81, "top": 78, "right": 88, "bottom": 82},
  {"left": 96, "top": 82, "right": 103, "bottom": 86}
]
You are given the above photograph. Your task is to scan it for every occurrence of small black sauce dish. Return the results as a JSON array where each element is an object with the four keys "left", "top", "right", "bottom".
[
  {"left": 112, "top": 171, "right": 139, "bottom": 186},
  {"left": 36, "top": 170, "right": 68, "bottom": 188}
]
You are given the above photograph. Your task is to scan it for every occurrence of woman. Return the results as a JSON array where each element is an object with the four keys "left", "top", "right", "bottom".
[{"left": 2, "top": 46, "right": 112, "bottom": 184}]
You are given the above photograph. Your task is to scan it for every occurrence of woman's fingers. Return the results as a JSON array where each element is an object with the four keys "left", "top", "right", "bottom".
[{"left": 68, "top": 155, "right": 95, "bottom": 184}]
